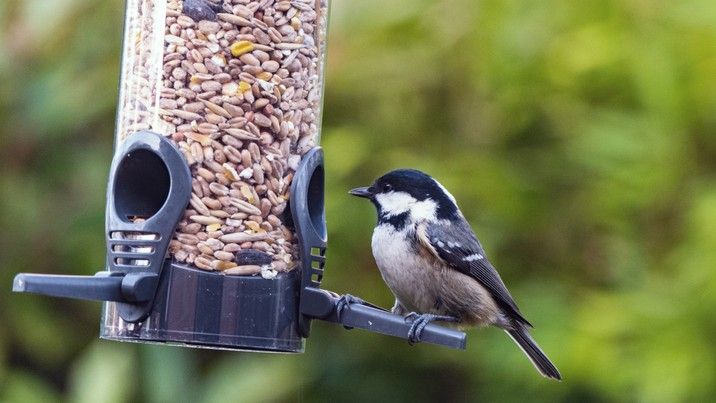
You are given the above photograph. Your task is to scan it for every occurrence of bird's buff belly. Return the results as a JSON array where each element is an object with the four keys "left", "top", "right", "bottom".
[
  {"left": 371, "top": 227, "right": 435, "bottom": 311},
  {"left": 372, "top": 227, "right": 501, "bottom": 326}
]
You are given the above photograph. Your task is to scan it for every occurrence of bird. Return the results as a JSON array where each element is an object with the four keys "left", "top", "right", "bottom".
[{"left": 345, "top": 168, "right": 561, "bottom": 380}]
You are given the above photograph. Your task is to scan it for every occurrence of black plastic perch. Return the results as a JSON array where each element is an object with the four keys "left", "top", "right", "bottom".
[
  {"left": 12, "top": 272, "right": 156, "bottom": 302},
  {"left": 12, "top": 131, "right": 466, "bottom": 352},
  {"left": 301, "top": 288, "right": 466, "bottom": 349}
]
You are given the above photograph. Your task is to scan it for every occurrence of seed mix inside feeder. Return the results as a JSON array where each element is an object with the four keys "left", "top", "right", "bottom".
[{"left": 12, "top": 0, "right": 466, "bottom": 352}]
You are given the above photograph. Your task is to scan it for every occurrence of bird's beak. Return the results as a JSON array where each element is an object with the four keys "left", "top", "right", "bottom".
[{"left": 349, "top": 186, "right": 373, "bottom": 199}]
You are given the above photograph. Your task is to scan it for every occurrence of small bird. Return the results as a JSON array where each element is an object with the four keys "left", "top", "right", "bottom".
[{"left": 348, "top": 169, "right": 561, "bottom": 380}]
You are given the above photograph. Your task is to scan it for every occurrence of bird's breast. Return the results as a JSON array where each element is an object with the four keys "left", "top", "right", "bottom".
[
  {"left": 371, "top": 224, "right": 439, "bottom": 313},
  {"left": 371, "top": 224, "right": 504, "bottom": 326}
]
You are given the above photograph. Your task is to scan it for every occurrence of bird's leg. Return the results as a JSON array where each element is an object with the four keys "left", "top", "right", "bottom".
[
  {"left": 391, "top": 299, "right": 409, "bottom": 316},
  {"left": 405, "top": 313, "right": 459, "bottom": 344},
  {"left": 335, "top": 294, "right": 366, "bottom": 329}
]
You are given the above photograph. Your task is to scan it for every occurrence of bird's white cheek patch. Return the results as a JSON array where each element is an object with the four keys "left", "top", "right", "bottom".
[
  {"left": 376, "top": 191, "right": 438, "bottom": 221},
  {"left": 410, "top": 199, "right": 438, "bottom": 221},
  {"left": 376, "top": 191, "right": 416, "bottom": 217}
]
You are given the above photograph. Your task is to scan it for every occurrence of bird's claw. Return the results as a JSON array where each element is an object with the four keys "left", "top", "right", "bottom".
[
  {"left": 404, "top": 312, "right": 420, "bottom": 322},
  {"left": 405, "top": 313, "right": 459, "bottom": 345},
  {"left": 335, "top": 294, "right": 365, "bottom": 330}
]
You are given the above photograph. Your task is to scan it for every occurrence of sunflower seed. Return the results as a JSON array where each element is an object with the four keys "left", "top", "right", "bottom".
[
  {"left": 219, "top": 232, "right": 270, "bottom": 243},
  {"left": 224, "top": 265, "right": 262, "bottom": 275}
]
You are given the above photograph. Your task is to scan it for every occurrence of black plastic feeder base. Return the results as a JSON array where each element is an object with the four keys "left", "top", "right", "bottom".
[{"left": 100, "top": 261, "right": 304, "bottom": 353}]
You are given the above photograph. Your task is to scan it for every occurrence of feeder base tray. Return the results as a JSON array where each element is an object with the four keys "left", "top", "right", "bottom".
[{"left": 100, "top": 261, "right": 304, "bottom": 353}]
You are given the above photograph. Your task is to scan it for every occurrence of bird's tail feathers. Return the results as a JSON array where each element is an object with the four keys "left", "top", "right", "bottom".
[{"left": 506, "top": 327, "right": 561, "bottom": 381}]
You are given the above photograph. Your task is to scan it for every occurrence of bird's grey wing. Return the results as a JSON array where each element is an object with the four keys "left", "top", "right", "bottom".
[{"left": 417, "top": 220, "right": 532, "bottom": 327}]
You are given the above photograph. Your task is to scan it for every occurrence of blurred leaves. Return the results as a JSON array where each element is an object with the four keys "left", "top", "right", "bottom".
[
  {"left": 199, "top": 354, "right": 308, "bottom": 403},
  {"left": 2, "top": 371, "right": 59, "bottom": 403},
  {"left": 140, "top": 345, "right": 195, "bottom": 403},
  {"left": 1, "top": 0, "right": 716, "bottom": 402},
  {"left": 69, "top": 341, "right": 137, "bottom": 403}
]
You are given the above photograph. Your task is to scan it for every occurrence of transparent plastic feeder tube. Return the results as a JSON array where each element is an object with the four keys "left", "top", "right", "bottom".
[{"left": 115, "top": 0, "right": 329, "bottom": 276}]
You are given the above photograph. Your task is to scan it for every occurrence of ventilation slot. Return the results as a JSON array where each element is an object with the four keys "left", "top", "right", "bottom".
[
  {"left": 109, "top": 231, "right": 160, "bottom": 269},
  {"left": 309, "top": 247, "right": 326, "bottom": 286}
]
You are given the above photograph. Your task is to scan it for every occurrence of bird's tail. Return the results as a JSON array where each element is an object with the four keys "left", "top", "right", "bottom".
[{"left": 506, "top": 326, "right": 561, "bottom": 380}]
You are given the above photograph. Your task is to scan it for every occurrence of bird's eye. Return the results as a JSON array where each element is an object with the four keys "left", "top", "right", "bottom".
[{"left": 383, "top": 183, "right": 393, "bottom": 192}]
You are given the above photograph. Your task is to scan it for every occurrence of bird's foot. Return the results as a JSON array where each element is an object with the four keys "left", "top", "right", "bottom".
[
  {"left": 405, "top": 313, "right": 459, "bottom": 344},
  {"left": 335, "top": 294, "right": 365, "bottom": 329},
  {"left": 404, "top": 312, "right": 421, "bottom": 322}
]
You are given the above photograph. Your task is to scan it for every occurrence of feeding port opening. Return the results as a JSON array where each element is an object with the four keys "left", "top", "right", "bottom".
[
  {"left": 113, "top": 149, "right": 170, "bottom": 222},
  {"left": 307, "top": 164, "right": 327, "bottom": 240}
]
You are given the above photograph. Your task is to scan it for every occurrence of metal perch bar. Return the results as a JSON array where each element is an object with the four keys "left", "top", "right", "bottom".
[
  {"left": 13, "top": 272, "right": 158, "bottom": 303},
  {"left": 301, "top": 287, "right": 467, "bottom": 350},
  {"left": 13, "top": 273, "right": 126, "bottom": 302}
]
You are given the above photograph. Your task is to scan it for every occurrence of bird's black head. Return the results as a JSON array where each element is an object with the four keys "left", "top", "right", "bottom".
[{"left": 349, "top": 169, "right": 459, "bottom": 225}]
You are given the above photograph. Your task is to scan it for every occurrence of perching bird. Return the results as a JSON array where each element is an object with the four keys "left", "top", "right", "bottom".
[{"left": 347, "top": 169, "right": 561, "bottom": 380}]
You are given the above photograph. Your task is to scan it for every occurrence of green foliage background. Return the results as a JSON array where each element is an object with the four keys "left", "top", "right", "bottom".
[{"left": 1, "top": 0, "right": 715, "bottom": 401}]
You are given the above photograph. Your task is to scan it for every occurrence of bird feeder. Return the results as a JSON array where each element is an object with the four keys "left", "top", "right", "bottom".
[{"left": 12, "top": 0, "right": 466, "bottom": 352}]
